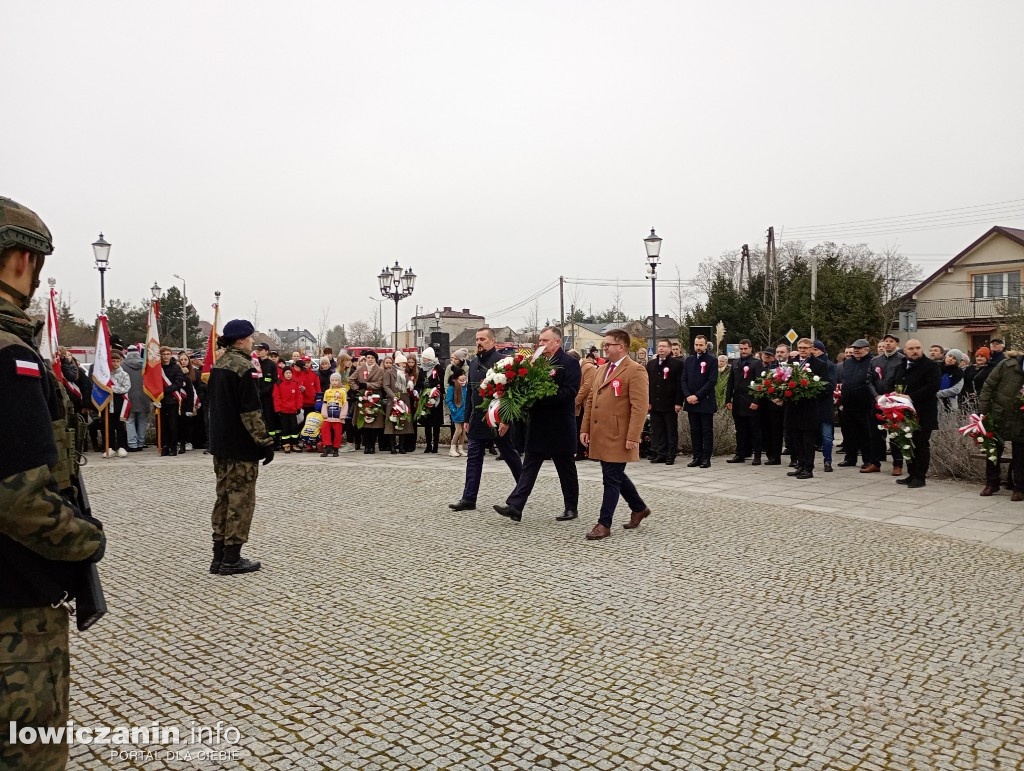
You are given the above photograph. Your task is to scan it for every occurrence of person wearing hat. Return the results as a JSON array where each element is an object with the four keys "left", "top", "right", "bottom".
[
  {"left": 382, "top": 354, "right": 413, "bottom": 453},
  {"left": 963, "top": 347, "right": 994, "bottom": 399},
  {"left": 354, "top": 350, "right": 386, "bottom": 452},
  {"left": 206, "top": 319, "right": 274, "bottom": 575},
  {"left": 754, "top": 348, "right": 785, "bottom": 465},
  {"left": 892, "top": 339, "right": 942, "bottom": 489},
  {"left": 989, "top": 338, "right": 1006, "bottom": 364},
  {"left": 837, "top": 339, "right": 878, "bottom": 471},
  {"left": 253, "top": 343, "right": 280, "bottom": 449},
  {"left": 420, "top": 347, "right": 446, "bottom": 453},
  {"left": 868, "top": 333, "right": 907, "bottom": 476},
  {"left": 937, "top": 349, "right": 965, "bottom": 412}
]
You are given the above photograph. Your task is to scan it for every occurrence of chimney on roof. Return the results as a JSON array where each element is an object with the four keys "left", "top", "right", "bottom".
[
  {"left": 443, "top": 306, "right": 452, "bottom": 312},
  {"left": 462, "top": 308, "right": 470, "bottom": 314}
]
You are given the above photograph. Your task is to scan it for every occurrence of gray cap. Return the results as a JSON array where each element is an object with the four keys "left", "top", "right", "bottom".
[
  {"left": 946, "top": 348, "right": 965, "bottom": 362},
  {"left": 852, "top": 338, "right": 871, "bottom": 348}
]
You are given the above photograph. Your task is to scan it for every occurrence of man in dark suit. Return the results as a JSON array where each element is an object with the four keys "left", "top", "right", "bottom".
[
  {"left": 755, "top": 349, "right": 784, "bottom": 465},
  {"left": 646, "top": 338, "right": 683, "bottom": 464},
  {"left": 681, "top": 334, "right": 718, "bottom": 467},
  {"left": 724, "top": 338, "right": 762, "bottom": 464},
  {"left": 784, "top": 337, "right": 830, "bottom": 479},
  {"left": 893, "top": 338, "right": 942, "bottom": 488},
  {"left": 495, "top": 326, "right": 582, "bottom": 522},
  {"left": 449, "top": 328, "right": 524, "bottom": 511}
]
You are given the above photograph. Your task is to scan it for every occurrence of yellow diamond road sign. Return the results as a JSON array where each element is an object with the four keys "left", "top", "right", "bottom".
[{"left": 785, "top": 328, "right": 798, "bottom": 344}]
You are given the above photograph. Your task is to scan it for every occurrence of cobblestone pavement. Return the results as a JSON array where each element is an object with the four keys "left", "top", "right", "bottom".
[{"left": 67, "top": 449, "right": 1024, "bottom": 769}]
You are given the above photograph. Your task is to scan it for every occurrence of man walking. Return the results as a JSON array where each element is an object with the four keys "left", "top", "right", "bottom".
[
  {"left": 868, "top": 333, "right": 906, "bottom": 475},
  {"left": 580, "top": 329, "right": 650, "bottom": 540},
  {"left": 646, "top": 338, "right": 683, "bottom": 464},
  {"left": 494, "top": 327, "right": 581, "bottom": 522},
  {"left": 681, "top": 334, "right": 717, "bottom": 467},
  {"left": 893, "top": 339, "right": 942, "bottom": 489},
  {"left": 725, "top": 338, "right": 762, "bottom": 465},
  {"left": 207, "top": 319, "right": 274, "bottom": 575},
  {"left": 449, "top": 328, "right": 524, "bottom": 511}
]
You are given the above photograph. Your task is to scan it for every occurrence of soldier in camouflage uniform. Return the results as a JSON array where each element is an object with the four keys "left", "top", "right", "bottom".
[
  {"left": 207, "top": 319, "right": 274, "bottom": 575},
  {"left": 0, "top": 197, "right": 106, "bottom": 769}
]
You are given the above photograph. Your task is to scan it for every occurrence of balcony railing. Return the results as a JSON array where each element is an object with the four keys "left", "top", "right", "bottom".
[{"left": 909, "top": 296, "right": 1018, "bottom": 320}]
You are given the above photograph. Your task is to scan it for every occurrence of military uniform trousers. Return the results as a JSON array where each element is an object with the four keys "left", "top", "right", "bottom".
[
  {"left": 212, "top": 457, "right": 260, "bottom": 545},
  {"left": 0, "top": 606, "right": 70, "bottom": 769}
]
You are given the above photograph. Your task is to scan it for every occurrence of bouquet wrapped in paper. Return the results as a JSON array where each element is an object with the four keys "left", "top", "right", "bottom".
[
  {"left": 749, "top": 362, "right": 827, "bottom": 402},
  {"left": 355, "top": 392, "right": 383, "bottom": 429},
  {"left": 959, "top": 413, "right": 1000, "bottom": 462},
  {"left": 389, "top": 397, "right": 410, "bottom": 431},
  {"left": 875, "top": 392, "right": 920, "bottom": 461},
  {"left": 478, "top": 348, "right": 559, "bottom": 426}
]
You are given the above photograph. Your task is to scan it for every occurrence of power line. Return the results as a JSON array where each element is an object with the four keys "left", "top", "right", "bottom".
[
  {"left": 784, "top": 197, "right": 1024, "bottom": 233},
  {"left": 780, "top": 212, "right": 1024, "bottom": 242}
]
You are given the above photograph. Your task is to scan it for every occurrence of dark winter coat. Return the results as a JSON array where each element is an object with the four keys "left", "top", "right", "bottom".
[
  {"left": 724, "top": 354, "right": 760, "bottom": 416},
  {"left": 162, "top": 360, "right": 187, "bottom": 405},
  {"left": 816, "top": 356, "right": 838, "bottom": 424},
  {"left": 978, "top": 356, "right": 1024, "bottom": 442},
  {"left": 466, "top": 347, "right": 506, "bottom": 440},
  {"left": 963, "top": 363, "right": 994, "bottom": 397},
  {"left": 207, "top": 347, "right": 272, "bottom": 461},
  {"left": 783, "top": 355, "right": 829, "bottom": 431},
  {"left": 867, "top": 351, "right": 906, "bottom": 398},
  {"left": 680, "top": 351, "right": 718, "bottom": 414},
  {"left": 893, "top": 355, "right": 942, "bottom": 432},
  {"left": 839, "top": 354, "right": 872, "bottom": 407},
  {"left": 523, "top": 347, "right": 581, "bottom": 456},
  {"left": 646, "top": 355, "right": 683, "bottom": 412},
  {"left": 421, "top": 364, "right": 446, "bottom": 426}
]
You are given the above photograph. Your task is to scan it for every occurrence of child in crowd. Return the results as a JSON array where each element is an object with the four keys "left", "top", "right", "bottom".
[
  {"left": 107, "top": 349, "right": 131, "bottom": 457},
  {"left": 273, "top": 366, "right": 303, "bottom": 452},
  {"left": 320, "top": 372, "right": 348, "bottom": 457},
  {"left": 445, "top": 367, "right": 468, "bottom": 457}
]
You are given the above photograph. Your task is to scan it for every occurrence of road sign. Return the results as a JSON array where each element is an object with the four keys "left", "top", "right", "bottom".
[{"left": 785, "top": 328, "right": 798, "bottom": 344}]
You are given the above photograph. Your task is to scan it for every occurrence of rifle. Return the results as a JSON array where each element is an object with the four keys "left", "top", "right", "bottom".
[{"left": 71, "top": 467, "right": 107, "bottom": 632}]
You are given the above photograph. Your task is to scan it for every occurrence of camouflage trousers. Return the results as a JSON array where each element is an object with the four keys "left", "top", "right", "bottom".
[
  {"left": 212, "top": 457, "right": 259, "bottom": 546},
  {"left": 0, "top": 606, "right": 70, "bottom": 770}
]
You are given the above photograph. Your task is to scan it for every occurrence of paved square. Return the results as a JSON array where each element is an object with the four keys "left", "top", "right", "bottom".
[{"left": 68, "top": 451, "right": 1024, "bottom": 769}]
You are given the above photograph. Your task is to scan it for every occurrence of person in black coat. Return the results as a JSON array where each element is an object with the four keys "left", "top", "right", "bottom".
[
  {"left": 892, "top": 339, "right": 941, "bottom": 488},
  {"left": 811, "top": 340, "right": 839, "bottom": 472},
  {"left": 646, "top": 339, "right": 683, "bottom": 464},
  {"left": 724, "top": 339, "right": 762, "bottom": 464},
  {"left": 680, "top": 335, "right": 718, "bottom": 467},
  {"left": 837, "top": 339, "right": 877, "bottom": 470},
  {"left": 783, "top": 338, "right": 830, "bottom": 478},
  {"left": 754, "top": 350, "right": 784, "bottom": 465},
  {"left": 494, "top": 327, "right": 582, "bottom": 522},
  {"left": 449, "top": 328, "right": 524, "bottom": 511},
  {"left": 159, "top": 345, "right": 187, "bottom": 456}
]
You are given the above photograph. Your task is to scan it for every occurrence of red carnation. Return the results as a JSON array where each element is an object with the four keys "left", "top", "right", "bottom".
[
  {"left": 800, "top": 379, "right": 808, "bottom": 386},
  {"left": 514, "top": 355, "right": 524, "bottom": 364},
  {"left": 756, "top": 384, "right": 763, "bottom": 391},
  {"left": 784, "top": 390, "right": 793, "bottom": 397},
  {"left": 787, "top": 381, "right": 796, "bottom": 388},
  {"left": 767, "top": 386, "right": 775, "bottom": 393},
  {"left": 518, "top": 368, "right": 528, "bottom": 376}
]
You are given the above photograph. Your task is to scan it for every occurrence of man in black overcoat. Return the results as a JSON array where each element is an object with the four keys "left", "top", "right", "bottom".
[
  {"left": 646, "top": 338, "right": 683, "bottom": 464},
  {"left": 783, "top": 338, "right": 829, "bottom": 479},
  {"left": 495, "top": 326, "right": 582, "bottom": 522},
  {"left": 725, "top": 338, "right": 763, "bottom": 464},
  {"left": 893, "top": 338, "right": 941, "bottom": 488},
  {"left": 680, "top": 334, "right": 718, "bottom": 467}
]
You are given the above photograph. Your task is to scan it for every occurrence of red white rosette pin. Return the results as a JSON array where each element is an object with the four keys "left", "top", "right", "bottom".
[
  {"left": 663, "top": 366, "right": 669, "bottom": 380},
  {"left": 612, "top": 379, "right": 621, "bottom": 397}
]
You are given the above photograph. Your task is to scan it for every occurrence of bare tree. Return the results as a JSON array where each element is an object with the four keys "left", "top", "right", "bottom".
[
  {"left": 523, "top": 300, "right": 541, "bottom": 343},
  {"left": 250, "top": 301, "right": 261, "bottom": 332},
  {"left": 670, "top": 265, "right": 690, "bottom": 329},
  {"left": 348, "top": 320, "right": 373, "bottom": 345},
  {"left": 316, "top": 304, "right": 332, "bottom": 352}
]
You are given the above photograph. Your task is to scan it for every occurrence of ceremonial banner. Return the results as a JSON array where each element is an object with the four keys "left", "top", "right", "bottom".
[
  {"left": 201, "top": 299, "right": 220, "bottom": 384},
  {"left": 91, "top": 315, "right": 113, "bottom": 412},
  {"left": 143, "top": 301, "right": 164, "bottom": 403}
]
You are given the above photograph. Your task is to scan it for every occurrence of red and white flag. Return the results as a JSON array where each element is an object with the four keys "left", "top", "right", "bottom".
[
  {"left": 119, "top": 396, "right": 131, "bottom": 421},
  {"left": 201, "top": 297, "right": 220, "bottom": 384},
  {"left": 143, "top": 300, "right": 164, "bottom": 404}
]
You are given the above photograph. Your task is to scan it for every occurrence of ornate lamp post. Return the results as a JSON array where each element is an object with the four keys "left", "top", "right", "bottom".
[
  {"left": 644, "top": 227, "right": 663, "bottom": 352},
  {"left": 92, "top": 233, "right": 111, "bottom": 311},
  {"left": 377, "top": 261, "right": 416, "bottom": 351}
]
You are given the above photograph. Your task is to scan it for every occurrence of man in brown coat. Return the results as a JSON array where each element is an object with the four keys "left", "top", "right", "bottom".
[
  {"left": 575, "top": 352, "right": 597, "bottom": 460},
  {"left": 580, "top": 329, "right": 651, "bottom": 540}
]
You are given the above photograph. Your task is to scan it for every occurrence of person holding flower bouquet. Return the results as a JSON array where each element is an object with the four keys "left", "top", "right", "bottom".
[
  {"left": 420, "top": 347, "right": 446, "bottom": 453},
  {"left": 891, "top": 339, "right": 941, "bottom": 488},
  {"left": 354, "top": 350, "right": 386, "bottom": 454},
  {"left": 383, "top": 355, "right": 413, "bottom": 454},
  {"left": 781, "top": 338, "right": 830, "bottom": 479},
  {"left": 977, "top": 349, "right": 1024, "bottom": 498}
]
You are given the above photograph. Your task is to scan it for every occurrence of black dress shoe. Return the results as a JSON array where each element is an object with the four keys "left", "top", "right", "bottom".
[
  {"left": 787, "top": 469, "right": 801, "bottom": 476},
  {"left": 449, "top": 499, "right": 476, "bottom": 511},
  {"left": 726, "top": 455, "right": 745, "bottom": 463},
  {"left": 837, "top": 460, "right": 857, "bottom": 467},
  {"left": 487, "top": 447, "right": 497, "bottom": 455},
  {"left": 664, "top": 458, "right": 675, "bottom": 466},
  {"left": 906, "top": 478, "right": 926, "bottom": 488},
  {"left": 823, "top": 461, "right": 833, "bottom": 472},
  {"left": 764, "top": 458, "right": 781, "bottom": 466},
  {"left": 649, "top": 456, "right": 665, "bottom": 464},
  {"left": 896, "top": 477, "right": 911, "bottom": 485},
  {"left": 796, "top": 470, "right": 814, "bottom": 479},
  {"left": 494, "top": 504, "right": 523, "bottom": 522},
  {"left": 555, "top": 509, "right": 578, "bottom": 521},
  {"left": 788, "top": 460, "right": 799, "bottom": 468},
  {"left": 686, "top": 459, "right": 701, "bottom": 468},
  {"left": 751, "top": 456, "right": 762, "bottom": 466},
  {"left": 699, "top": 460, "right": 711, "bottom": 468}
]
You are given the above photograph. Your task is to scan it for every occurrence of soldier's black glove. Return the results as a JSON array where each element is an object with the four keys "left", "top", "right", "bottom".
[{"left": 262, "top": 446, "right": 275, "bottom": 466}]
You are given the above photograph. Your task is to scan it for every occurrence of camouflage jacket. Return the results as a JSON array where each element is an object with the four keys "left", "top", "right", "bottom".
[
  {"left": 0, "top": 297, "right": 105, "bottom": 608},
  {"left": 207, "top": 346, "right": 272, "bottom": 461}
]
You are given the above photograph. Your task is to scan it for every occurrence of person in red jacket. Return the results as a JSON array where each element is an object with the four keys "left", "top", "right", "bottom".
[
  {"left": 291, "top": 357, "right": 319, "bottom": 419},
  {"left": 273, "top": 366, "right": 303, "bottom": 452}
]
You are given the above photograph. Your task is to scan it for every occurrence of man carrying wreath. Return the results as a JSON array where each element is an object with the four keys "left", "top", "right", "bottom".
[{"left": 494, "top": 326, "right": 581, "bottom": 523}]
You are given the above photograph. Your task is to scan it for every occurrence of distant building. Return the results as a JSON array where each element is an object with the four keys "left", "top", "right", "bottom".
[
  {"left": 412, "top": 307, "right": 485, "bottom": 349},
  {"left": 564, "top": 321, "right": 606, "bottom": 353},
  {"left": 269, "top": 328, "right": 318, "bottom": 353},
  {"left": 450, "top": 325, "right": 521, "bottom": 348},
  {"left": 896, "top": 226, "right": 1024, "bottom": 353}
]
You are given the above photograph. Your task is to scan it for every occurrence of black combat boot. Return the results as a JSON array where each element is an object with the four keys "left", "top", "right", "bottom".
[
  {"left": 210, "top": 540, "right": 225, "bottom": 574},
  {"left": 218, "top": 544, "right": 261, "bottom": 575}
]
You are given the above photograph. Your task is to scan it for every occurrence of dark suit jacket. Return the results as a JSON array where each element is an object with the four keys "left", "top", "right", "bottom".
[
  {"left": 646, "top": 355, "right": 683, "bottom": 412},
  {"left": 783, "top": 355, "right": 829, "bottom": 431},
  {"left": 681, "top": 351, "right": 718, "bottom": 414},
  {"left": 894, "top": 356, "right": 941, "bottom": 431},
  {"left": 724, "top": 355, "right": 760, "bottom": 416},
  {"left": 466, "top": 347, "right": 505, "bottom": 440},
  {"left": 524, "top": 347, "right": 581, "bottom": 456}
]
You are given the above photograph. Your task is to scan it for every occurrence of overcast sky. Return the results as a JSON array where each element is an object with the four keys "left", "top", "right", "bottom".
[{"left": 7, "top": 1, "right": 1024, "bottom": 339}]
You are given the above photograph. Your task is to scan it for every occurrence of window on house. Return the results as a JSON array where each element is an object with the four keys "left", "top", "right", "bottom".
[{"left": 973, "top": 271, "right": 1021, "bottom": 299}]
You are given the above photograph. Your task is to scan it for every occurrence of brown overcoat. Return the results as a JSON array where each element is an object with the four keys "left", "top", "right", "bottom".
[
  {"left": 576, "top": 358, "right": 597, "bottom": 417},
  {"left": 355, "top": 363, "right": 386, "bottom": 430},
  {"left": 581, "top": 357, "right": 649, "bottom": 463},
  {"left": 382, "top": 366, "right": 414, "bottom": 435}
]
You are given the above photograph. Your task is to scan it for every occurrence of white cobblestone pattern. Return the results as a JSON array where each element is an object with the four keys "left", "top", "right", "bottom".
[{"left": 68, "top": 451, "right": 1024, "bottom": 769}]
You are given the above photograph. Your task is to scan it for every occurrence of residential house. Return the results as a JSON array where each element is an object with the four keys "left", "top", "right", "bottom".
[
  {"left": 896, "top": 226, "right": 1024, "bottom": 353},
  {"left": 269, "top": 328, "right": 318, "bottom": 353},
  {"left": 411, "top": 307, "right": 485, "bottom": 349},
  {"left": 450, "top": 325, "right": 521, "bottom": 349}
]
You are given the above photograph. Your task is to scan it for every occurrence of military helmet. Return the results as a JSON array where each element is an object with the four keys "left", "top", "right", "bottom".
[{"left": 0, "top": 197, "right": 54, "bottom": 256}]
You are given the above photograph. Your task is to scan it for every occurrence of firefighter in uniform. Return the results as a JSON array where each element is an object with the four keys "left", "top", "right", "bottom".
[
  {"left": 0, "top": 196, "right": 106, "bottom": 768},
  {"left": 207, "top": 319, "right": 274, "bottom": 575},
  {"left": 254, "top": 342, "right": 279, "bottom": 447}
]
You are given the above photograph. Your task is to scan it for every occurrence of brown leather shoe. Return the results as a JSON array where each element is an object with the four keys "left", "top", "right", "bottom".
[
  {"left": 891, "top": 466, "right": 903, "bottom": 476},
  {"left": 585, "top": 524, "right": 611, "bottom": 541},
  {"left": 1012, "top": 491, "right": 1024, "bottom": 502},
  {"left": 623, "top": 507, "right": 651, "bottom": 530},
  {"left": 860, "top": 464, "right": 880, "bottom": 473},
  {"left": 980, "top": 485, "right": 999, "bottom": 497}
]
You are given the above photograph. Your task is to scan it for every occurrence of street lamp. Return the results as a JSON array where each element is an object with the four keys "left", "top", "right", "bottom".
[
  {"left": 378, "top": 261, "right": 416, "bottom": 351},
  {"left": 433, "top": 310, "right": 441, "bottom": 331},
  {"left": 92, "top": 233, "right": 111, "bottom": 311},
  {"left": 173, "top": 273, "right": 188, "bottom": 351},
  {"left": 644, "top": 227, "right": 663, "bottom": 353}
]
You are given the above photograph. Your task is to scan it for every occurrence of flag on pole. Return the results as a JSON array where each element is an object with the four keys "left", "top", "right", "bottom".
[
  {"left": 143, "top": 300, "right": 164, "bottom": 404},
  {"left": 119, "top": 396, "right": 132, "bottom": 421},
  {"left": 40, "top": 284, "right": 81, "bottom": 399},
  {"left": 91, "top": 315, "right": 113, "bottom": 412},
  {"left": 201, "top": 297, "right": 220, "bottom": 383}
]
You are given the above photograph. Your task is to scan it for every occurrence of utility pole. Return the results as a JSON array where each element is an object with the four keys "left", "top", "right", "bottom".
[
  {"left": 559, "top": 276, "right": 565, "bottom": 335},
  {"left": 810, "top": 250, "right": 818, "bottom": 342}
]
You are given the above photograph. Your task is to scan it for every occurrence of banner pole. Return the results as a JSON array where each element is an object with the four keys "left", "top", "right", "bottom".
[
  {"left": 156, "top": 406, "right": 161, "bottom": 452},
  {"left": 104, "top": 406, "right": 110, "bottom": 458}
]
